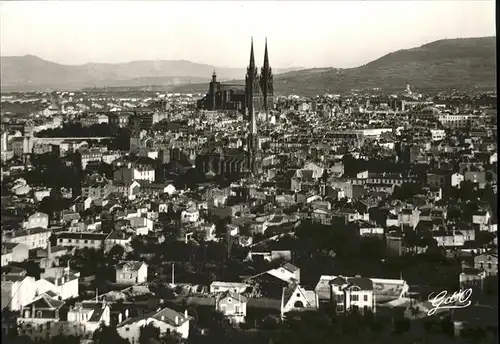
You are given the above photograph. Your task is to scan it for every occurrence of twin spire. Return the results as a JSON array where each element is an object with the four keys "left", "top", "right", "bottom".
[{"left": 248, "top": 37, "right": 269, "bottom": 71}]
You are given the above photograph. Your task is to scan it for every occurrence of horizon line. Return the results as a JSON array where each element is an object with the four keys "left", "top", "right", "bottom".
[{"left": 0, "top": 35, "right": 495, "bottom": 71}]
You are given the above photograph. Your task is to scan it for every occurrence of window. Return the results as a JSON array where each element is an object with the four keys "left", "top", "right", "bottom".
[
  {"left": 364, "top": 295, "right": 368, "bottom": 302},
  {"left": 68, "top": 239, "right": 72, "bottom": 243},
  {"left": 84, "top": 240, "right": 88, "bottom": 244},
  {"left": 351, "top": 294, "right": 359, "bottom": 302},
  {"left": 488, "top": 263, "right": 492, "bottom": 269}
]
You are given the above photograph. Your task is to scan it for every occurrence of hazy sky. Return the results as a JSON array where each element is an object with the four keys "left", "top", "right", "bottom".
[{"left": 0, "top": 1, "right": 495, "bottom": 69}]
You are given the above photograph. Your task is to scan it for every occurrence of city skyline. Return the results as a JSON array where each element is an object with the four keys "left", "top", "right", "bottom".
[{"left": 0, "top": 1, "right": 495, "bottom": 69}]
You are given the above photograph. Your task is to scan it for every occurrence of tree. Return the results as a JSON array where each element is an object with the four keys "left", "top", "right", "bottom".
[
  {"left": 139, "top": 323, "right": 161, "bottom": 344},
  {"left": 108, "top": 244, "right": 125, "bottom": 263},
  {"left": 92, "top": 323, "right": 129, "bottom": 344}
]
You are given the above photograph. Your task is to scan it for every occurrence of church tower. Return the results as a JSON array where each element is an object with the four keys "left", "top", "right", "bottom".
[
  {"left": 260, "top": 37, "right": 274, "bottom": 120},
  {"left": 245, "top": 38, "right": 262, "bottom": 173},
  {"left": 210, "top": 70, "right": 218, "bottom": 110}
]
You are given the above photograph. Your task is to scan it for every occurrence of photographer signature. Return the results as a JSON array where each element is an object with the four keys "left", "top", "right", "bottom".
[{"left": 427, "top": 288, "right": 472, "bottom": 316}]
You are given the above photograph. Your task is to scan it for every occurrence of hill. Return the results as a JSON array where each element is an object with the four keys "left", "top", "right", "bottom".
[
  {"left": 172, "top": 37, "right": 497, "bottom": 96},
  {"left": 0, "top": 55, "right": 301, "bottom": 92}
]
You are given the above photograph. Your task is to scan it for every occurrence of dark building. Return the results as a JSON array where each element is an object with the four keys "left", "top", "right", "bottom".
[
  {"left": 198, "top": 38, "right": 274, "bottom": 117},
  {"left": 195, "top": 147, "right": 247, "bottom": 178},
  {"left": 196, "top": 38, "right": 274, "bottom": 176},
  {"left": 196, "top": 71, "right": 246, "bottom": 113}
]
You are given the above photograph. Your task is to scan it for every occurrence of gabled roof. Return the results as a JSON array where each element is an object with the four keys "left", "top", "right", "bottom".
[
  {"left": 26, "top": 294, "right": 65, "bottom": 310},
  {"left": 116, "top": 261, "right": 147, "bottom": 271},
  {"left": 218, "top": 290, "right": 248, "bottom": 304},
  {"left": 117, "top": 306, "right": 188, "bottom": 328}
]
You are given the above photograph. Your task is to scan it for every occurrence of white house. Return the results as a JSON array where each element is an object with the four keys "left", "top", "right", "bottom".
[
  {"left": 215, "top": 291, "right": 247, "bottom": 324},
  {"left": 25, "top": 212, "right": 49, "bottom": 229},
  {"left": 56, "top": 232, "right": 107, "bottom": 250},
  {"left": 17, "top": 299, "right": 110, "bottom": 341},
  {"left": 472, "top": 210, "right": 491, "bottom": 227},
  {"left": 116, "top": 307, "right": 190, "bottom": 342},
  {"left": 115, "top": 261, "right": 148, "bottom": 285},
  {"left": 451, "top": 172, "right": 464, "bottom": 188},
  {"left": 104, "top": 231, "right": 133, "bottom": 251},
  {"left": 281, "top": 283, "right": 318, "bottom": 319},
  {"left": 329, "top": 276, "right": 375, "bottom": 314},
  {"left": 266, "top": 263, "right": 301, "bottom": 284},
  {"left": 209, "top": 281, "right": 250, "bottom": 294},
  {"left": 1, "top": 243, "right": 29, "bottom": 266},
  {"left": 36, "top": 266, "right": 80, "bottom": 300},
  {"left": 1, "top": 271, "right": 37, "bottom": 311},
  {"left": 4, "top": 227, "right": 52, "bottom": 250},
  {"left": 181, "top": 208, "right": 200, "bottom": 223}
]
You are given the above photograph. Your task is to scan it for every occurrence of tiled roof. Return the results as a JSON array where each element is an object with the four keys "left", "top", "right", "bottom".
[
  {"left": 118, "top": 306, "right": 188, "bottom": 328},
  {"left": 27, "top": 294, "right": 65, "bottom": 310},
  {"left": 116, "top": 261, "right": 146, "bottom": 272}
]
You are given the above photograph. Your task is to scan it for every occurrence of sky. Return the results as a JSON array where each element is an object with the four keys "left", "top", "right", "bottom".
[{"left": 0, "top": 1, "right": 496, "bottom": 69}]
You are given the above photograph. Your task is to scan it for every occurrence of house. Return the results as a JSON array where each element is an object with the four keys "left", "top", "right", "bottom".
[
  {"left": 56, "top": 232, "right": 108, "bottom": 250},
  {"left": 71, "top": 196, "right": 92, "bottom": 213},
  {"left": 399, "top": 207, "right": 420, "bottom": 229},
  {"left": 433, "top": 231, "right": 466, "bottom": 247},
  {"left": 474, "top": 253, "right": 498, "bottom": 276},
  {"left": 451, "top": 172, "right": 464, "bottom": 188},
  {"left": 115, "top": 261, "right": 148, "bottom": 285},
  {"left": 104, "top": 230, "right": 133, "bottom": 251},
  {"left": 16, "top": 298, "right": 110, "bottom": 341},
  {"left": 1, "top": 268, "right": 37, "bottom": 311},
  {"left": 65, "top": 301, "right": 111, "bottom": 338},
  {"left": 116, "top": 307, "right": 190, "bottom": 342},
  {"left": 266, "top": 263, "right": 300, "bottom": 284},
  {"left": 3, "top": 227, "right": 52, "bottom": 250},
  {"left": 459, "top": 263, "right": 486, "bottom": 290},
  {"left": 36, "top": 266, "right": 80, "bottom": 300},
  {"left": 280, "top": 283, "right": 318, "bottom": 319},
  {"left": 215, "top": 291, "right": 248, "bottom": 324},
  {"left": 472, "top": 210, "right": 491, "bottom": 228},
  {"left": 209, "top": 281, "right": 250, "bottom": 294},
  {"left": 16, "top": 294, "right": 66, "bottom": 341},
  {"left": 181, "top": 208, "right": 200, "bottom": 223},
  {"left": 329, "top": 276, "right": 375, "bottom": 314},
  {"left": 1, "top": 243, "right": 29, "bottom": 266},
  {"left": 358, "top": 223, "right": 384, "bottom": 237},
  {"left": 25, "top": 212, "right": 49, "bottom": 229},
  {"left": 247, "top": 250, "right": 292, "bottom": 262}
]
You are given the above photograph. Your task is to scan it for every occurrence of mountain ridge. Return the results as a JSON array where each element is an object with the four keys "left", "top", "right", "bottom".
[
  {"left": 170, "top": 36, "right": 496, "bottom": 95},
  {"left": 1, "top": 36, "right": 496, "bottom": 94},
  {"left": 0, "top": 55, "right": 302, "bottom": 91}
]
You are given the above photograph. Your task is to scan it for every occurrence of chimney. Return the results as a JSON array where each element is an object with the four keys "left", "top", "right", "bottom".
[
  {"left": 125, "top": 309, "right": 129, "bottom": 318},
  {"left": 47, "top": 241, "right": 52, "bottom": 258},
  {"left": 61, "top": 277, "right": 65, "bottom": 285},
  {"left": 175, "top": 316, "right": 179, "bottom": 325},
  {"left": 184, "top": 310, "right": 188, "bottom": 318},
  {"left": 161, "top": 315, "right": 165, "bottom": 321},
  {"left": 118, "top": 313, "right": 123, "bottom": 323}
]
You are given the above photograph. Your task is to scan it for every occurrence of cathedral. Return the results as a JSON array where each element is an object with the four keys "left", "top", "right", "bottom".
[
  {"left": 196, "top": 38, "right": 274, "bottom": 175},
  {"left": 197, "top": 38, "right": 274, "bottom": 117}
]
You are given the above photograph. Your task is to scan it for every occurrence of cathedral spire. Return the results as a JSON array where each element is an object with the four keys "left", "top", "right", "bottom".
[
  {"left": 263, "top": 37, "right": 269, "bottom": 70},
  {"left": 249, "top": 37, "right": 255, "bottom": 68}
]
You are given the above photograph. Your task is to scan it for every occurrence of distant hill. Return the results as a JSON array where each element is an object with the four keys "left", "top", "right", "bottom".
[
  {"left": 172, "top": 37, "right": 497, "bottom": 96},
  {"left": 2, "top": 37, "right": 495, "bottom": 94},
  {"left": 0, "top": 55, "right": 302, "bottom": 92}
]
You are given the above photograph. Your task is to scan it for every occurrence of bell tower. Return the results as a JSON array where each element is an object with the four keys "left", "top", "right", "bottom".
[{"left": 260, "top": 37, "right": 274, "bottom": 121}]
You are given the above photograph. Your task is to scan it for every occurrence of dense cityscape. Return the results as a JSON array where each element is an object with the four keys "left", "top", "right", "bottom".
[{"left": 0, "top": 3, "right": 498, "bottom": 344}]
